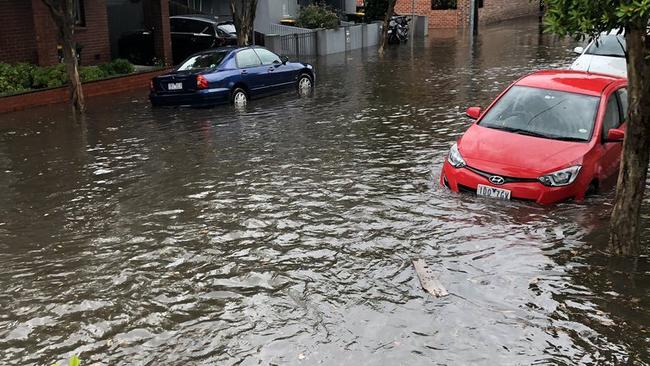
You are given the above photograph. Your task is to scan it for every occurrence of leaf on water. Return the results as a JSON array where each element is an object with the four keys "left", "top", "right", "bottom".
[{"left": 413, "top": 259, "right": 448, "bottom": 297}]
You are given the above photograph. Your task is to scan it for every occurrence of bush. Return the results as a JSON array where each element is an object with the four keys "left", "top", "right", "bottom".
[
  {"left": 0, "top": 59, "right": 136, "bottom": 96},
  {"left": 297, "top": 4, "right": 340, "bottom": 29},
  {"left": 99, "top": 58, "right": 135, "bottom": 76},
  {"left": 0, "top": 63, "right": 35, "bottom": 95},
  {"left": 32, "top": 64, "right": 67, "bottom": 89},
  {"left": 79, "top": 66, "right": 107, "bottom": 82}
]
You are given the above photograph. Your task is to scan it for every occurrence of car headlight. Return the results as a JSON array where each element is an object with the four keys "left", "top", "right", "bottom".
[
  {"left": 538, "top": 166, "right": 582, "bottom": 187},
  {"left": 448, "top": 143, "right": 466, "bottom": 168}
]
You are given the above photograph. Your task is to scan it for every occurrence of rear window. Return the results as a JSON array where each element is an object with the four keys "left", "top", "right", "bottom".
[
  {"left": 586, "top": 35, "right": 626, "bottom": 57},
  {"left": 217, "top": 23, "right": 236, "bottom": 34},
  {"left": 177, "top": 52, "right": 228, "bottom": 71}
]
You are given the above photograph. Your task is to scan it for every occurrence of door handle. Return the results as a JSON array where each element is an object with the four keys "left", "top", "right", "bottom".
[
  {"left": 241, "top": 70, "right": 247, "bottom": 74},
  {"left": 268, "top": 67, "right": 275, "bottom": 72}
]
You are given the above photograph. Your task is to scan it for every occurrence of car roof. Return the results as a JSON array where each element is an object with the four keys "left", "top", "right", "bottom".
[
  {"left": 515, "top": 70, "right": 624, "bottom": 96},
  {"left": 170, "top": 14, "right": 233, "bottom": 24}
]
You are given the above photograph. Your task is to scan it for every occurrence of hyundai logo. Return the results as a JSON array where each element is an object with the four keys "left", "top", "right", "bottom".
[{"left": 489, "top": 175, "right": 505, "bottom": 185}]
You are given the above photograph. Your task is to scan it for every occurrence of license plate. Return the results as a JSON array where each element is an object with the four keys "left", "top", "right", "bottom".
[
  {"left": 168, "top": 82, "right": 183, "bottom": 90},
  {"left": 477, "top": 184, "right": 511, "bottom": 200}
]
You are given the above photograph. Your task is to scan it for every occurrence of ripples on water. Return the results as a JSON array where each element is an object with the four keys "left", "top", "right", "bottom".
[{"left": 0, "top": 18, "right": 648, "bottom": 366}]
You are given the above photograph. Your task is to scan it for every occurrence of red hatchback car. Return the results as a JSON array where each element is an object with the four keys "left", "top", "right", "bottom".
[{"left": 441, "top": 70, "right": 628, "bottom": 205}]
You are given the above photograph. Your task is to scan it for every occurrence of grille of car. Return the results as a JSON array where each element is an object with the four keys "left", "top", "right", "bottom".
[{"left": 465, "top": 166, "right": 539, "bottom": 184}]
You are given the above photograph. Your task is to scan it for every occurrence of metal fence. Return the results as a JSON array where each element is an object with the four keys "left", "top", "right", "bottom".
[{"left": 279, "top": 31, "right": 318, "bottom": 56}]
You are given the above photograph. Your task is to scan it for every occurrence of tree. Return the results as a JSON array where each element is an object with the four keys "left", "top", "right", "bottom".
[
  {"left": 546, "top": 0, "right": 650, "bottom": 256},
  {"left": 230, "top": 0, "right": 258, "bottom": 46},
  {"left": 378, "top": 0, "right": 397, "bottom": 54},
  {"left": 41, "top": 0, "right": 85, "bottom": 112},
  {"left": 365, "top": 0, "right": 390, "bottom": 21}
]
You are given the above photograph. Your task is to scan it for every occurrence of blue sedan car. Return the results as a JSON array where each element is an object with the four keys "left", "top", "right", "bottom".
[{"left": 150, "top": 46, "right": 315, "bottom": 107}]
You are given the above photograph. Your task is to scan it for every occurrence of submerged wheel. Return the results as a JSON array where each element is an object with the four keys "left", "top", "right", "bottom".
[
  {"left": 297, "top": 73, "right": 314, "bottom": 97},
  {"left": 585, "top": 181, "right": 598, "bottom": 197},
  {"left": 231, "top": 87, "right": 248, "bottom": 107}
]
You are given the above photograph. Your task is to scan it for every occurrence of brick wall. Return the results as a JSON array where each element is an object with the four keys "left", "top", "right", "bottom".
[
  {"left": 0, "top": 1, "right": 38, "bottom": 64},
  {"left": 395, "top": 0, "right": 540, "bottom": 29},
  {"left": 0, "top": 68, "right": 170, "bottom": 114},
  {"left": 1, "top": 0, "right": 111, "bottom": 66}
]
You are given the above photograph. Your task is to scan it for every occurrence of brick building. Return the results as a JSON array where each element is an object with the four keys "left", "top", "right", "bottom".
[
  {"left": 0, "top": 0, "right": 172, "bottom": 67},
  {"left": 395, "top": 0, "right": 541, "bottom": 28}
]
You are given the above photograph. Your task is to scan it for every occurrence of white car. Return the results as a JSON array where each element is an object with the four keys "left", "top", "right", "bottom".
[{"left": 570, "top": 32, "right": 627, "bottom": 78}]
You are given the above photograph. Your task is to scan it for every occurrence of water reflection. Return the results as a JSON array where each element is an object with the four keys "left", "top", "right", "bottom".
[{"left": 0, "top": 17, "right": 648, "bottom": 366}]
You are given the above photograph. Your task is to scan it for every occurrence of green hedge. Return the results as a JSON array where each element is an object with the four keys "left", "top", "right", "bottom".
[
  {"left": 0, "top": 59, "right": 136, "bottom": 96},
  {"left": 297, "top": 4, "right": 340, "bottom": 29}
]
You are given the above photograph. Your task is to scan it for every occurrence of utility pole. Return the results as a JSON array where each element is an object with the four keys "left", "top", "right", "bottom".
[{"left": 469, "top": 0, "right": 478, "bottom": 35}]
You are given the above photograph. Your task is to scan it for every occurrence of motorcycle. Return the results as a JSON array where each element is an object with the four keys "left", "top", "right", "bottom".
[{"left": 387, "top": 15, "right": 410, "bottom": 44}]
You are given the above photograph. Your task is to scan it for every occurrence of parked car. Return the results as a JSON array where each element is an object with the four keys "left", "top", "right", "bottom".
[
  {"left": 117, "top": 14, "right": 237, "bottom": 66},
  {"left": 570, "top": 31, "right": 627, "bottom": 78},
  {"left": 170, "top": 15, "right": 238, "bottom": 64},
  {"left": 440, "top": 70, "right": 628, "bottom": 205},
  {"left": 150, "top": 46, "right": 315, "bottom": 107}
]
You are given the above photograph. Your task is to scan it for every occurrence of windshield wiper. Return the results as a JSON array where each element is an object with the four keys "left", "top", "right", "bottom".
[
  {"left": 487, "top": 125, "right": 553, "bottom": 139},
  {"left": 545, "top": 135, "right": 588, "bottom": 142}
]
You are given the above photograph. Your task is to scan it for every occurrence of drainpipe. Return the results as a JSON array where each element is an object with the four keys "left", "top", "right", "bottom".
[{"left": 469, "top": 0, "right": 478, "bottom": 35}]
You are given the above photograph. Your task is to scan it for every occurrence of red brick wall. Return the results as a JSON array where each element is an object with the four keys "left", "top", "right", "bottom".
[
  {"left": 0, "top": 1, "right": 38, "bottom": 64},
  {"left": 1, "top": 0, "right": 110, "bottom": 66},
  {"left": 395, "top": 0, "right": 540, "bottom": 28},
  {"left": 31, "top": 0, "right": 111, "bottom": 66},
  {"left": 0, "top": 69, "right": 171, "bottom": 114}
]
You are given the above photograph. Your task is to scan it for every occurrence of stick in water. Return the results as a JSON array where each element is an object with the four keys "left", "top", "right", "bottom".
[{"left": 413, "top": 259, "right": 449, "bottom": 297}]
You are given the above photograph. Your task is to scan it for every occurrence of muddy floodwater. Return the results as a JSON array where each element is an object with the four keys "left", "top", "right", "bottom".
[{"left": 0, "top": 18, "right": 648, "bottom": 365}]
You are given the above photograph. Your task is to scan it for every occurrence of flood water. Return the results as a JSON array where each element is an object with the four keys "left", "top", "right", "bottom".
[{"left": 0, "top": 18, "right": 648, "bottom": 365}]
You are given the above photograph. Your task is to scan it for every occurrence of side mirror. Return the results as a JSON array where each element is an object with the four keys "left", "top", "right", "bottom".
[
  {"left": 280, "top": 55, "right": 289, "bottom": 64},
  {"left": 606, "top": 128, "right": 625, "bottom": 142},
  {"left": 466, "top": 106, "right": 482, "bottom": 120},
  {"left": 573, "top": 46, "right": 584, "bottom": 55}
]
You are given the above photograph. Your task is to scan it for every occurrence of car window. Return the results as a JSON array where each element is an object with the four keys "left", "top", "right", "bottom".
[
  {"left": 602, "top": 94, "right": 622, "bottom": 138},
  {"left": 254, "top": 48, "right": 281, "bottom": 65},
  {"left": 217, "top": 23, "right": 236, "bottom": 35},
  {"left": 171, "top": 18, "right": 210, "bottom": 34},
  {"left": 177, "top": 51, "right": 228, "bottom": 71},
  {"left": 478, "top": 86, "right": 600, "bottom": 142},
  {"left": 170, "top": 18, "right": 188, "bottom": 33},
  {"left": 236, "top": 49, "right": 262, "bottom": 68},
  {"left": 618, "top": 88, "right": 628, "bottom": 120},
  {"left": 586, "top": 35, "right": 626, "bottom": 57}
]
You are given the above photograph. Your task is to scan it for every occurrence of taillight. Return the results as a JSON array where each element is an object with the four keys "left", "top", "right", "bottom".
[
  {"left": 197, "top": 75, "right": 208, "bottom": 89},
  {"left": 150, "top": 80, "right": 155, "bottom": 92}
]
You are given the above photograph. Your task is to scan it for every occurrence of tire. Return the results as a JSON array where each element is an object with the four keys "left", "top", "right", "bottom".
[
  {"left": 296, "top": 73, "right": 314, "bottom": 97},
  {"left": 585, "top": 182, "right": 598, "bottom": 197},
  {"left": 230, "top": 87, "right": 248, "bottom": 107}
]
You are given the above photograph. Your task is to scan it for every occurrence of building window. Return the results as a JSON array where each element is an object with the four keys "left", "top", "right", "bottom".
[
  {"left": 74, "top": 0, "right": 85, "bottom": 26},
  {"left": 431, "top": 0, "right": 456, "bottom": 10},
  {"left": 479, "top": 0, "right": 483, "bottom": 7}
]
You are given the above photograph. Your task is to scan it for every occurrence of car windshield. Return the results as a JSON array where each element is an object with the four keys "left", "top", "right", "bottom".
[
  {"left": 585, "top": 34, "right": 626, "bottom": 57},
  {"left": 217, "top": 23, "right": 236, "bottom": 34},
  {"left": 177, "top": 51, "right": 228, "bottom": 71},
  {"left": 478, "top": 86, "right": 600, "bottom": 142}
]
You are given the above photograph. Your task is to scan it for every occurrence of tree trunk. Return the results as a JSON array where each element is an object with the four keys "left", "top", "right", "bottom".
[
  {"left": 608, "top": 26, "right": 650, "bottom": 256},
  {"left": 378, "top": 0, "right": 397, "bottom": 55},
  {"left": 42, "top": 0, "right": 85, "bottom": 113},
  {"left": 230, "top": 0, "right": 258, "bottom": 46},
  {"left": 61, "top": 27, "right": 85, "bottom": 113}
]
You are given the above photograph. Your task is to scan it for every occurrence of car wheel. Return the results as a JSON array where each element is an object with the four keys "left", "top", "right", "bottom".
[
  {"left": 231, "top": 87, "right": 248, "bottom": 107},
  {"left": 585, "top": 182, "right": 598, "bottom": 197},
  {"left": 297, "top": 73, "right": 313, "bottom": 97}
]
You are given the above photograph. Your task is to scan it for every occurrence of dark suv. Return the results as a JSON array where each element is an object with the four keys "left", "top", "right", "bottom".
[
  {"left": 170, "top": 15, "right": 237, "bottom": 64},
  {"left": 117, "top": 14, "right": 237, "bottom": 66}
]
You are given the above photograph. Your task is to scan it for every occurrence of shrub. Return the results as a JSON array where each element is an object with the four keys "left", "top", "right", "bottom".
[
  {"left": 297, "top": 4, "right": 339, "bottom": 29},
  {"left": 0, "top": 59, "right": 136, "bottom": 95},
  {"left": 79, "top": 66, "right": 107, "bottom": 82},
  {"left": 99, "top": 58, "right": 135, "bottom": 76},
  {"left": 32, "top": 64, "right": 67, "bottom": 89},
  {"left": 0, "top": 63, "right": 35, "bottom": 95}
]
